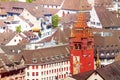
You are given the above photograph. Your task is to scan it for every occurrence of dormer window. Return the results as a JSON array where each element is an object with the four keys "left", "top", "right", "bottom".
[
  {"left": 32, "top": 58, "right": 37, "bottom": 63},
  {"left": 107, "top": 53, "right": 109, "bottom": 56},
  {"left": 112, "top": 53, "right": 114, "bottom": 55},
  {"left": 11, "top": 50, "right": 15, "bottom": 53},
  {"left": 101, "top": 53, "right": 104, "bottom": 56}
]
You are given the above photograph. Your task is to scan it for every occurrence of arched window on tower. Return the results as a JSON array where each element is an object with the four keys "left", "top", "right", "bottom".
[
  {"left": 75, "top": 44, "right": 78, "bottom": 49},
  {"left": 78, "top": 44, "right": 81, "bottom": 50},
  {"left": 74, "top": 43, "right": 81, "bottom": 50}
]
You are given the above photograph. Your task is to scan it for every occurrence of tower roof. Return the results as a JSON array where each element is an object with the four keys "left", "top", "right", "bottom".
[{"left": 74, "top": 13, "right": 88, "bottom": 29}]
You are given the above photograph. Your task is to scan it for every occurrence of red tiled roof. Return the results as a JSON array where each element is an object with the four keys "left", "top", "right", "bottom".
[
  {"left": 62, "top": 0, "right": 91, "bottom": 10},
  {"left": 95, "top": 0, "right": 113, "bottom": 6},
  {"left": 95, "top": 6, "right": 120, "bottom": 28},
  {"left": 32, "top": 0, "right": 64, "bottom": 6},
  {"left": 14, "top": 44, "right": 70, "bottom": 65},
  {"left": 0, "top": 30, "right": 16, "bottom": 45},
  {"left": 72, "top": 60, "right": 120, "bottom": 80}
]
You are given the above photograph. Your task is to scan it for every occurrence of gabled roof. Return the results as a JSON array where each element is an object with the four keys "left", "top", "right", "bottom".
[
  {"left": 72, "top": 70, "right": 94, "bottom": 80},
  {"left": 13, "top": 44, "right": 70, "bottom": 65},
  {"left": 19, "top": 16, "right": 33, "bottom": 27},
  {"left": 0, "top": 45, "right": 25, "bottom": 55},
  {"left": 94, "top": 6, "right": 120, "bottom": 28},
  {"left": 33, "top": 0, "right": 64, "bottom": 6},
  {"left": 25, "top": 6, "right": 59, "bottom": 18},
  {"left": 0, "top": 30, "right": 16, "bottom": 45},
  {"left": 60, "top": 12, "right": 90, "bottom": 24},
  {"left": 93, "top": 28, "right": 120, "bottom": 47},
  {"left": 94, "top": 0, "right": 113, "bottom": 7},
  {"left": 72, "top": 60, "right": 120, "bottom": 80},
  {"left": 62, "top": 0, "right": 91, "bottom": 11}
]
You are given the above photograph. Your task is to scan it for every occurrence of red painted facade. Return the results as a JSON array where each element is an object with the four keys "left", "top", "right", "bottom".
[{"left": 70, "top": 13, "right": 94, "bottom": 75}]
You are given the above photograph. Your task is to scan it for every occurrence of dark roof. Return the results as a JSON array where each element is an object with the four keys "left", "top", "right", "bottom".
[
  {"left": 25, "top": 6, "right": 59, "bottom": 18},
  {"left": 13, "top": 44, "right": 70, "bottom": 65},
  {"left": 72, "top": 70, "right": 94, "bottom": 80},
  {"left": 33, "top": 0, "right": 64, "bottom": 6},
  {"left": 62, "top": 0, "right": 91, "bottom": 10},
  {"left": 0, "top": 2, "right": 58, "bottom": 18},
  {"left": 93, "top": 28, "right": 120, "bottom": 47},
  {"left": 59, "top": 12, "right": 90, "bottom": 24},
  {"left": 94, "top": 0, "right": 113, "bottom": 7},
  {"left": 72, "top": 60, "right": 120, "bottom": 80},
  {"left": 95, "top": 6, "right": 120, "bottom": 28},
  {"left": 0, "top": 30, "right": 16, "bottom": 45},
  {"left": 0, "top": 45, "right": 25, "bottom": 55}
]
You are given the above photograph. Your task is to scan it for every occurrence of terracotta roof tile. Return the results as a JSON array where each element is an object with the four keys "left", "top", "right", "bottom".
[
  {"left": 95, "top": 6, "right": 120, "bottom": 28},
  {"left": 95, "top": 0, "right": 113, "bottom": 6},
  {"left": 33, "top": 0, "right": 64, "bottom": 6},
  {"left": 14, "top": 44, "right": 70, "bottom": 65},
  {"left": 62, "top": 0, "right": 91, "bottom": 10},
  {"left": 60, "top": 12, "right": 90, "bottom": 24},
  {"left": 72, "top": 60, "right": 120, "bottom": 80},
  {"left": 0, "top": 30, "right": 16, "bottom": 45}
]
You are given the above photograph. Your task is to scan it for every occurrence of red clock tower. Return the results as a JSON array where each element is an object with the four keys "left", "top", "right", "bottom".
[{"left": 69, "top": 13, "right": 94, "bottom": 75}]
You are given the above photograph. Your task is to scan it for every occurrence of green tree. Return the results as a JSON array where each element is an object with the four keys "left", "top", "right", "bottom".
[
  {"left": 16, "top": 25, "right": 21, "bottom": 33},
  {"left": 38, "top": 31, "right": 42, "bottom": 37},
  {"left": 52, "top": 14, "right": 60, "bottom": 28},
  {"left": 26, "top": 0, "right": 32, "bottom": 3}
]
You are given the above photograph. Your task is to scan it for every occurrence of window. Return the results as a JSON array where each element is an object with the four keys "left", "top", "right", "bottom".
[
  {"left": 47, "top": 71, "right": 48, "bottom": 74},
  {"left": 78, "top": 44, "right": 81, "bottom": 49},
  {"left": 14, "top": 39, "right": 16, "bottom": 42},
  {"left": 75, "top": 44, "right": 78, "bottom": 49},
  {"left": 32, "top": 72, "right": 35, "bottom": 76},
  {"left": 27, "top": 72, "right": 29, "bottom": 76},
  {"left": 97, "top": 22, "right": 100, "bottom": 26},
  {"left": 41, "top": 72, "right": 43, "bottom": 75},
  {"left": 36, "top": 65, "right": 38, "bottom": 69},
  {"left": 64, "top": 74, "right": 66, "bottom": 78},
  {"left": 32, "top": 66, "right": 34, "bottom": 69},
  {"left": 44, "top": 64, "right": 46, "bottom": 68},
  {"left": 36, "top": 72, "right": 38, "bottom": 76},
  {"left": 41, "top": 65, "right": 43, "bottom": 69},
  {"left": 36, "top": 18, "right": 39, "bottom": 21},
  {"left": 27, "top": 66, "right": 29, "bottom": 70}
]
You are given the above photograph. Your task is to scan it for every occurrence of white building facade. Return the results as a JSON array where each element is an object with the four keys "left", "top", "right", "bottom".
[
  {"left": 25, "top": 60, "right": 70, "bottom": 80},
  {"left": 89, "top": 7, "right": 102, "bottom": 28}
]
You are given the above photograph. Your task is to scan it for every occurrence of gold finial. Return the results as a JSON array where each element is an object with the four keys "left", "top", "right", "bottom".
[{"left": 96, "top": 48, "right": 101, "bottom": 69}]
